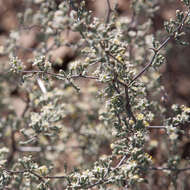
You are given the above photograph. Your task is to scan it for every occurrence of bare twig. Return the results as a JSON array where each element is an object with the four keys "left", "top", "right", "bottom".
[
  {"left": 20, "top": 24, "right": 44, "bottom": 31},
  {"left": 151, "top": 166, "right": 190, "bottom": 172},
  {"left": 106, "top": 0, "right": 112, "bottom": 23},
  {"left": 17, "top": 145, "right": 86, "bottom": 152},
  {"left": 21, "top": 93, "right": 30, "bottom": 117},
  {"left": 147, "top": 126, "right": 166, "bottom": 129},
  {"left": 6, "top": 130, "right": 17, "bottom": 167}
]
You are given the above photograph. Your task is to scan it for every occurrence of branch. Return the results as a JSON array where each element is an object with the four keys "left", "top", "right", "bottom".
[
  {"left": 147, "top": 126, "right": 166, "bottom": 129},
  {"left": 6, "top": 130, "right": 17, "bottom": 167},
  {"left": 22, "top": 70, "right": 98, "bottom": 80},
  {"left": 125, "top": 86, "right": 136, "bottom": 122},
  {"left": 151, "top": 166, "right": 190, "bottom": 172},
  {"left": 17, "top": 145, "right": 86, "bottom": 152},
  {"left": 128, "top": 8, "right": 190, "bottom": 87},
  {"left": 2, "top": 167, "right": 67, "bottom": 181},
  {"left": 106, "top": 0, "right": 112, "bottom": 23}
]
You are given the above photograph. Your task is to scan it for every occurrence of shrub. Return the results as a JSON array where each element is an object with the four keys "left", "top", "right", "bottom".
[{"left": 0, "top": 0, "right": 190, "bottom": 189}]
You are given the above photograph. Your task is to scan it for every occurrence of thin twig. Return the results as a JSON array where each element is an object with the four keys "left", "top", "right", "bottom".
[
  {"left": 21, "top": 93, "right": 30, "bottom": 117},
  {"left": 6, "top": 130, "right": 17, "bottom": 167},
  {"left": 20, "top": 24, "right": 44, "bottom": 31},
  {"left": 2, "top": 167, "right": 67, "bottom": 180},
  {"left": 151, "top": 166, "right": 190, "bottom": 172},
  {"left": 147, "top": 126, "right": 166, "bottom": 129},
  {"left": 106, "top": 0, "right": 112, "bottom": 23},
  {"left": 128, "top": 52, "right": 157, "bottom": 87},
  {"left": 22, "top": 70, "right": 98, "bottom": 80},
  {"left": 17, "top": 145, "right": 86, "bottom": 152}
]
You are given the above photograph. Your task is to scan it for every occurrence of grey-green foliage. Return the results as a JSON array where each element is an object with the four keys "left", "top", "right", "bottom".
[{"left": 0, "top": 0, "right": 190, "bottom": 189}]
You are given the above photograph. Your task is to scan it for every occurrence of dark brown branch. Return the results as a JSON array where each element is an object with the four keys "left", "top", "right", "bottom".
[
  {"left": 21, "top": 94, "right": 30, "bottom": 117},
  {"left": 125, "top": 86, "right": 136, "bottom": 122},
  {"left": 106, "top": 0, "right": 112, "bottom": 23},
  {"left": 147, "top": 126, "right": 166, "bottom": 129}
]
